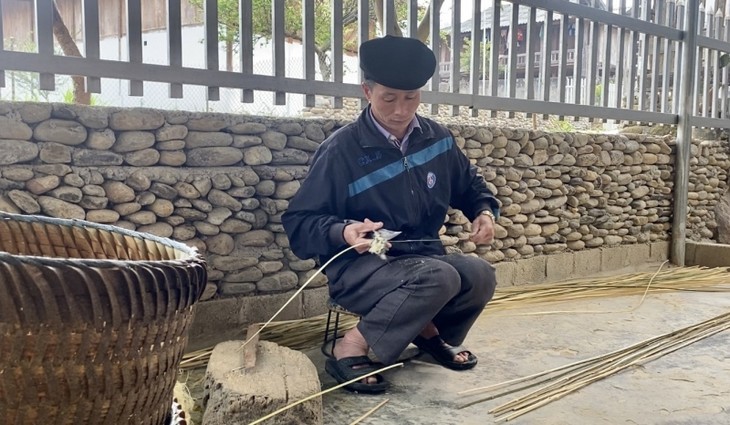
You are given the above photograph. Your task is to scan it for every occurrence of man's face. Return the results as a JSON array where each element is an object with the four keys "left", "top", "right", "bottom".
[{"left": 362, "top": 82, "right": 421, "bottom": 138}]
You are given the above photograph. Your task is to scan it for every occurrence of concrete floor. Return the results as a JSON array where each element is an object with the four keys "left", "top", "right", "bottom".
[{"left": 307, "top": 276, "right": 730, "bottom": 424}]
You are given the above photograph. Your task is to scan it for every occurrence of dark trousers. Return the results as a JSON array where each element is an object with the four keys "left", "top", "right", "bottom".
[{"left": 330, "top": 254, "right": 497, "bottom": 365}]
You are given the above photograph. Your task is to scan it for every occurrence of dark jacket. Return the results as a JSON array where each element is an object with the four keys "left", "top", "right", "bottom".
[{"left": 282, "top": 106, "right": 500, "bottom": 282}]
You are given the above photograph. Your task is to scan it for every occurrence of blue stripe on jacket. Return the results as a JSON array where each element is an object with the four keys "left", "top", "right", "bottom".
[{"left": 348, "top": 137, "right": 453, "bottom": 197}]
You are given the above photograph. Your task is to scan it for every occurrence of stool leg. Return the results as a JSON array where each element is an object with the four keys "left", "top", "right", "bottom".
[
  {"left": 321, "top": 310, "right": 334, "bottom": 358},
  {"left": 331, "top": 312, "right": 342, "bottom": 358}
]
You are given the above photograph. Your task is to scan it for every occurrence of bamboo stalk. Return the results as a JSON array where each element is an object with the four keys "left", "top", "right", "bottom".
[
  {"left": 247, "top": 363, "right": 403, "bottom": 425},
  {"left": 460, "top": 311, "right": 730, "bottom": 422},
  {"left": 349, "top": 399, "right": 390, "bottom": 425}
]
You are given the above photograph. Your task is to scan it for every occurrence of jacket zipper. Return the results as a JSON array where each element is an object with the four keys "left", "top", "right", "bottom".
[{"left": 402, "top": 156, "right": 418, "bottom": 253}]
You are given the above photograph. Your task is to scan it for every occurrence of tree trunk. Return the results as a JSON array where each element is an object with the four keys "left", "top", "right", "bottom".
[
  {"left": 52, "top": 1, "right": 90, "bottom": 105},
  {"left": 226, "top": 40, "right": 234, "bottom": 72},
  {"left": 315, "top": 49, "right": 331, "bottom": 82}
]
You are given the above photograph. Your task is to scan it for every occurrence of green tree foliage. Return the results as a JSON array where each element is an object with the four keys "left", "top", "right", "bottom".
[{"left": 188, "top": 0, "right": 443, "bottom": 80}]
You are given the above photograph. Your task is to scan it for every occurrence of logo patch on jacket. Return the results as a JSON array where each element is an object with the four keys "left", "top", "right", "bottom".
[
  {"left": 357, "top": 150, "right": 382, "bottom": 166},
  {"left": 427, "top": 172, "right": 437, "bottom": 189}
]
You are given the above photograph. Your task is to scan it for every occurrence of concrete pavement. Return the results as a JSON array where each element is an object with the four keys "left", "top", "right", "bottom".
[{"left": 308, "top": 271, "right": 730, "bottom": 424}]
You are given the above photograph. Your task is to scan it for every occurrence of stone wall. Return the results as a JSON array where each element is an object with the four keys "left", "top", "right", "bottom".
[{"left": 0, "top": 101, "right": 728, "bottom": 304}]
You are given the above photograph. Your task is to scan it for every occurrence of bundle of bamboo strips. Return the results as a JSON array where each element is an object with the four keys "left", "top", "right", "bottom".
[
  {"left": 487, "top": 266, "right": 730, "bottom": 313},
  {"left": 458, "top": 311, "right": 730, "bottom": 422},
  {"left": 180, "top": 266, "right": 730, "bottom": 371}
]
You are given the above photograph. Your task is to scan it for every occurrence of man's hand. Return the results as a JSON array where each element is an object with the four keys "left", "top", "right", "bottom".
[
  {"left": 343, "top": 218, "right": 388, "bottom": 254},
  {"left": 470, "top": 214, "right": 495, "bottom": 245}
]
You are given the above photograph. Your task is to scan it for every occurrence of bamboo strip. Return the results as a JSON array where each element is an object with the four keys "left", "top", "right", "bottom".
[
  {"left": 458, "top": 311, "right": 730, "bottom": 422},
  {"left": 349, "top": 399, "right": 390, "bottom": 425},
  {"left": 247, "top": 363, "right": 403, "bottom": 425},
  {"left": 181, "top": 266, "right": 730, "bottom": 371}
]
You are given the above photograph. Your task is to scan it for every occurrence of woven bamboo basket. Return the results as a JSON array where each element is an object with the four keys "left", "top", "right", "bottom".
[{"left": 0, "top": 211, "right": 207, "bottom": 425}]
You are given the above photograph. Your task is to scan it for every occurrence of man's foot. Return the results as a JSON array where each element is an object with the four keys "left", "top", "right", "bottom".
[
  {"left": 416, "top": 323, "right": 477, "bottom": 369},
  {"left": 325, "top": 356, "right": 389, "bottom": 394},
  {"left": 413, "top": 335, "right": 478, "bottom": 370},
  {"left": 331, "top": 328, "right": 384, "bottom": 387}
]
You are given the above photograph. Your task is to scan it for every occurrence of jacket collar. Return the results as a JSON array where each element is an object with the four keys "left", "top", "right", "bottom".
[{"left": 356, "top": 105, "right": 435, "bottom": 149}]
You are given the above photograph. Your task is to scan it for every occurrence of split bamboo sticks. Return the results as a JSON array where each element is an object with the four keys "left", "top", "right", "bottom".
[
  {"left": 458, "top": 311, "right": 730, "bottom": 422},
  {"left": 181, "top": 266, "right": 730, "bottom": 371}
]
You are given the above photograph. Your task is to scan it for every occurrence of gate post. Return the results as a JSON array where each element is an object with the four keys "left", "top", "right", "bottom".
[{"left": 672, "top": 0, "right": 700, "bottom": 266}]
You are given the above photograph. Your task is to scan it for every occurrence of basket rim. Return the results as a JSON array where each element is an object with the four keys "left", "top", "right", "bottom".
[{"left": 0, "top": 211, "right": 203, "bottom": 267}]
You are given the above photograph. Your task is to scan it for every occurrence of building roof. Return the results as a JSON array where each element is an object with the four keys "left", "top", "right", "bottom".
[{"left": 442, "top": 0, "right": 608, "bottom": 34}]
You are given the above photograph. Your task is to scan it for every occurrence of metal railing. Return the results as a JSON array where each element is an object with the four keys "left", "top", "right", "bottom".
[
  {"left": 0, "top": 0, "right": 725, "bottom": 126},
  {"left": 0, "top": 0, "right": 722, "bottom": 264}
]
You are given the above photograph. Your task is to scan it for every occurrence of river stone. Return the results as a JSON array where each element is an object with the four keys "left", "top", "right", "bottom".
[
  {"left": 210, "top": 255, "right": 258, "bottom": 271},
  {"left": 208, "top": 189, "right": 242, "bottom": 212},
  {"left": 304, "top": 123, "right": 326, "bottom": 142},
  {"left": 26, "top": 175, "right": 60, "bottom": 195},
  {"left": 157, "top": 140, "right": 186, "bottom": 151},
  {"left": 187, "top": 147, "right": 243, "bottom": 166},
  {"left": 80, "top": 196, "right": 109, "bottom": 210},
  {"left": 156, "top": 124, "right": 188, "bottom": 141},
  {"left": 125, "top": 149, "right": 160, "bottom": 166},
  {"left": 114, "top": 131, "right": 156, "bottom": 153},
  {"left": 127, "top": 211, "right": 157, "bottom": 225},
  {"left": 137, "top": 222, "right": 174, "bottom": 238},
  {"left": 174, "top": 182, "right": 201, "bottom": 199},
  {"left": 193, "top": 221, "right": 220, "bottom": 236},
  {"left": 271, "top": 148, "right": 309, "bottom": 165},
  {"left": 103, "top": 181, "right": 136, "bottom": 203},
  {"left": 73, "top": 149, "right": 124, "bottom": 166},
  {"left": 212, "top": 174, "right": 232, "bottom": 190},
  {"left": 159, "top": 151, "right": 187, "bottom": 166},
  {"left": 172, "top": 225, "right": 197, "bottom": 241},
  {"left": 8, "top": 190, "right": 40, "bottom": 214},
  {"left": 86, "top": 209, "right": 120, "bottom": 223},
  {"left": 274, "top": 181, "right": 301, "bottom": 199},
  {"left": 4, "top": 168, "right": 34, "bottom": 181},
  {"left": 0, "top": 117, "right": 33, "bottom": 139},
  {"left": 220, "top": 218, "right": 253, "bottom": 234},
  {"left": 0, "top": 195, "right": 21, "bottom": 213},
  {"left": 207, "top": 207, "right": 233, "bottom": 226},
  {"left": 286, "top": 136, "right": 320, "bottom": 152},
  {"left": 185, "top": 131, "right": 233, "bottom": 148},
  {"left": 236, "top": 230, "right": 274, "bottom": 247},
  {"left": 0, "top": 140, "right": 39, "bottom": 165},
  {"left": 86, "top": 128, "right": 117, "bottom": 150},
  {"left": 149, "top": 199, "right": 174, "bottom": 217},
  {"left": 188, "top": 116, "right": 228, "bottom": 131},
  {"left": 109, "top": 109, "right": 165, "bottom": 130},
  {"left": 35, "top": 164, "right": 71, "bottom": 176},
  {"left": 74, "top": 106, "right": 108, "bottom": 129},
  {"left": 147, "top": 182, "right": 176, "bottom": 200},
  {"left": 243, "top": 145, "right": 273, "bottom": 165},
  {"left": 261, "top": 131, "right": 287, "bottom": 150},
  {"left": 206, "top": 233, "right": 235, "bottom": 255},
  {"left": 257, "top": 271, "right": 298, "bottom": 292},
  {"left": 227, "top": 122, "right": 267, "bottom": 134},
  {"left": 19, "top": 103, "right": 52, "bottom": 123},
  {"left": 49, "top": 186, "right": 83, "bottom": 203},
  {"left": 232, "top": 135, "right": 263, "bottom": 148},
  {"left": 37, "top": 142, "right": 67, "bottom": 165},
  {"left": 38, "top": 196, "right": 85, "bottom": 220},
  {"left": 34, "top": 119, "right": 87, "bottom": 145}
]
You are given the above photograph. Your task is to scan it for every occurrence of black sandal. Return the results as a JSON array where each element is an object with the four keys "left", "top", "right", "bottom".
[
  {"left": 325, "top": 355, "right": 390, "bottom": 394},
  {"left": 413, "top": 335, "right": 478, "bottom": 371}
]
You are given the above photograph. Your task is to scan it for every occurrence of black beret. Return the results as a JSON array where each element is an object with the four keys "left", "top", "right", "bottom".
[{"left": 359, "top": 35, "right": 437, "bottom": 90}]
